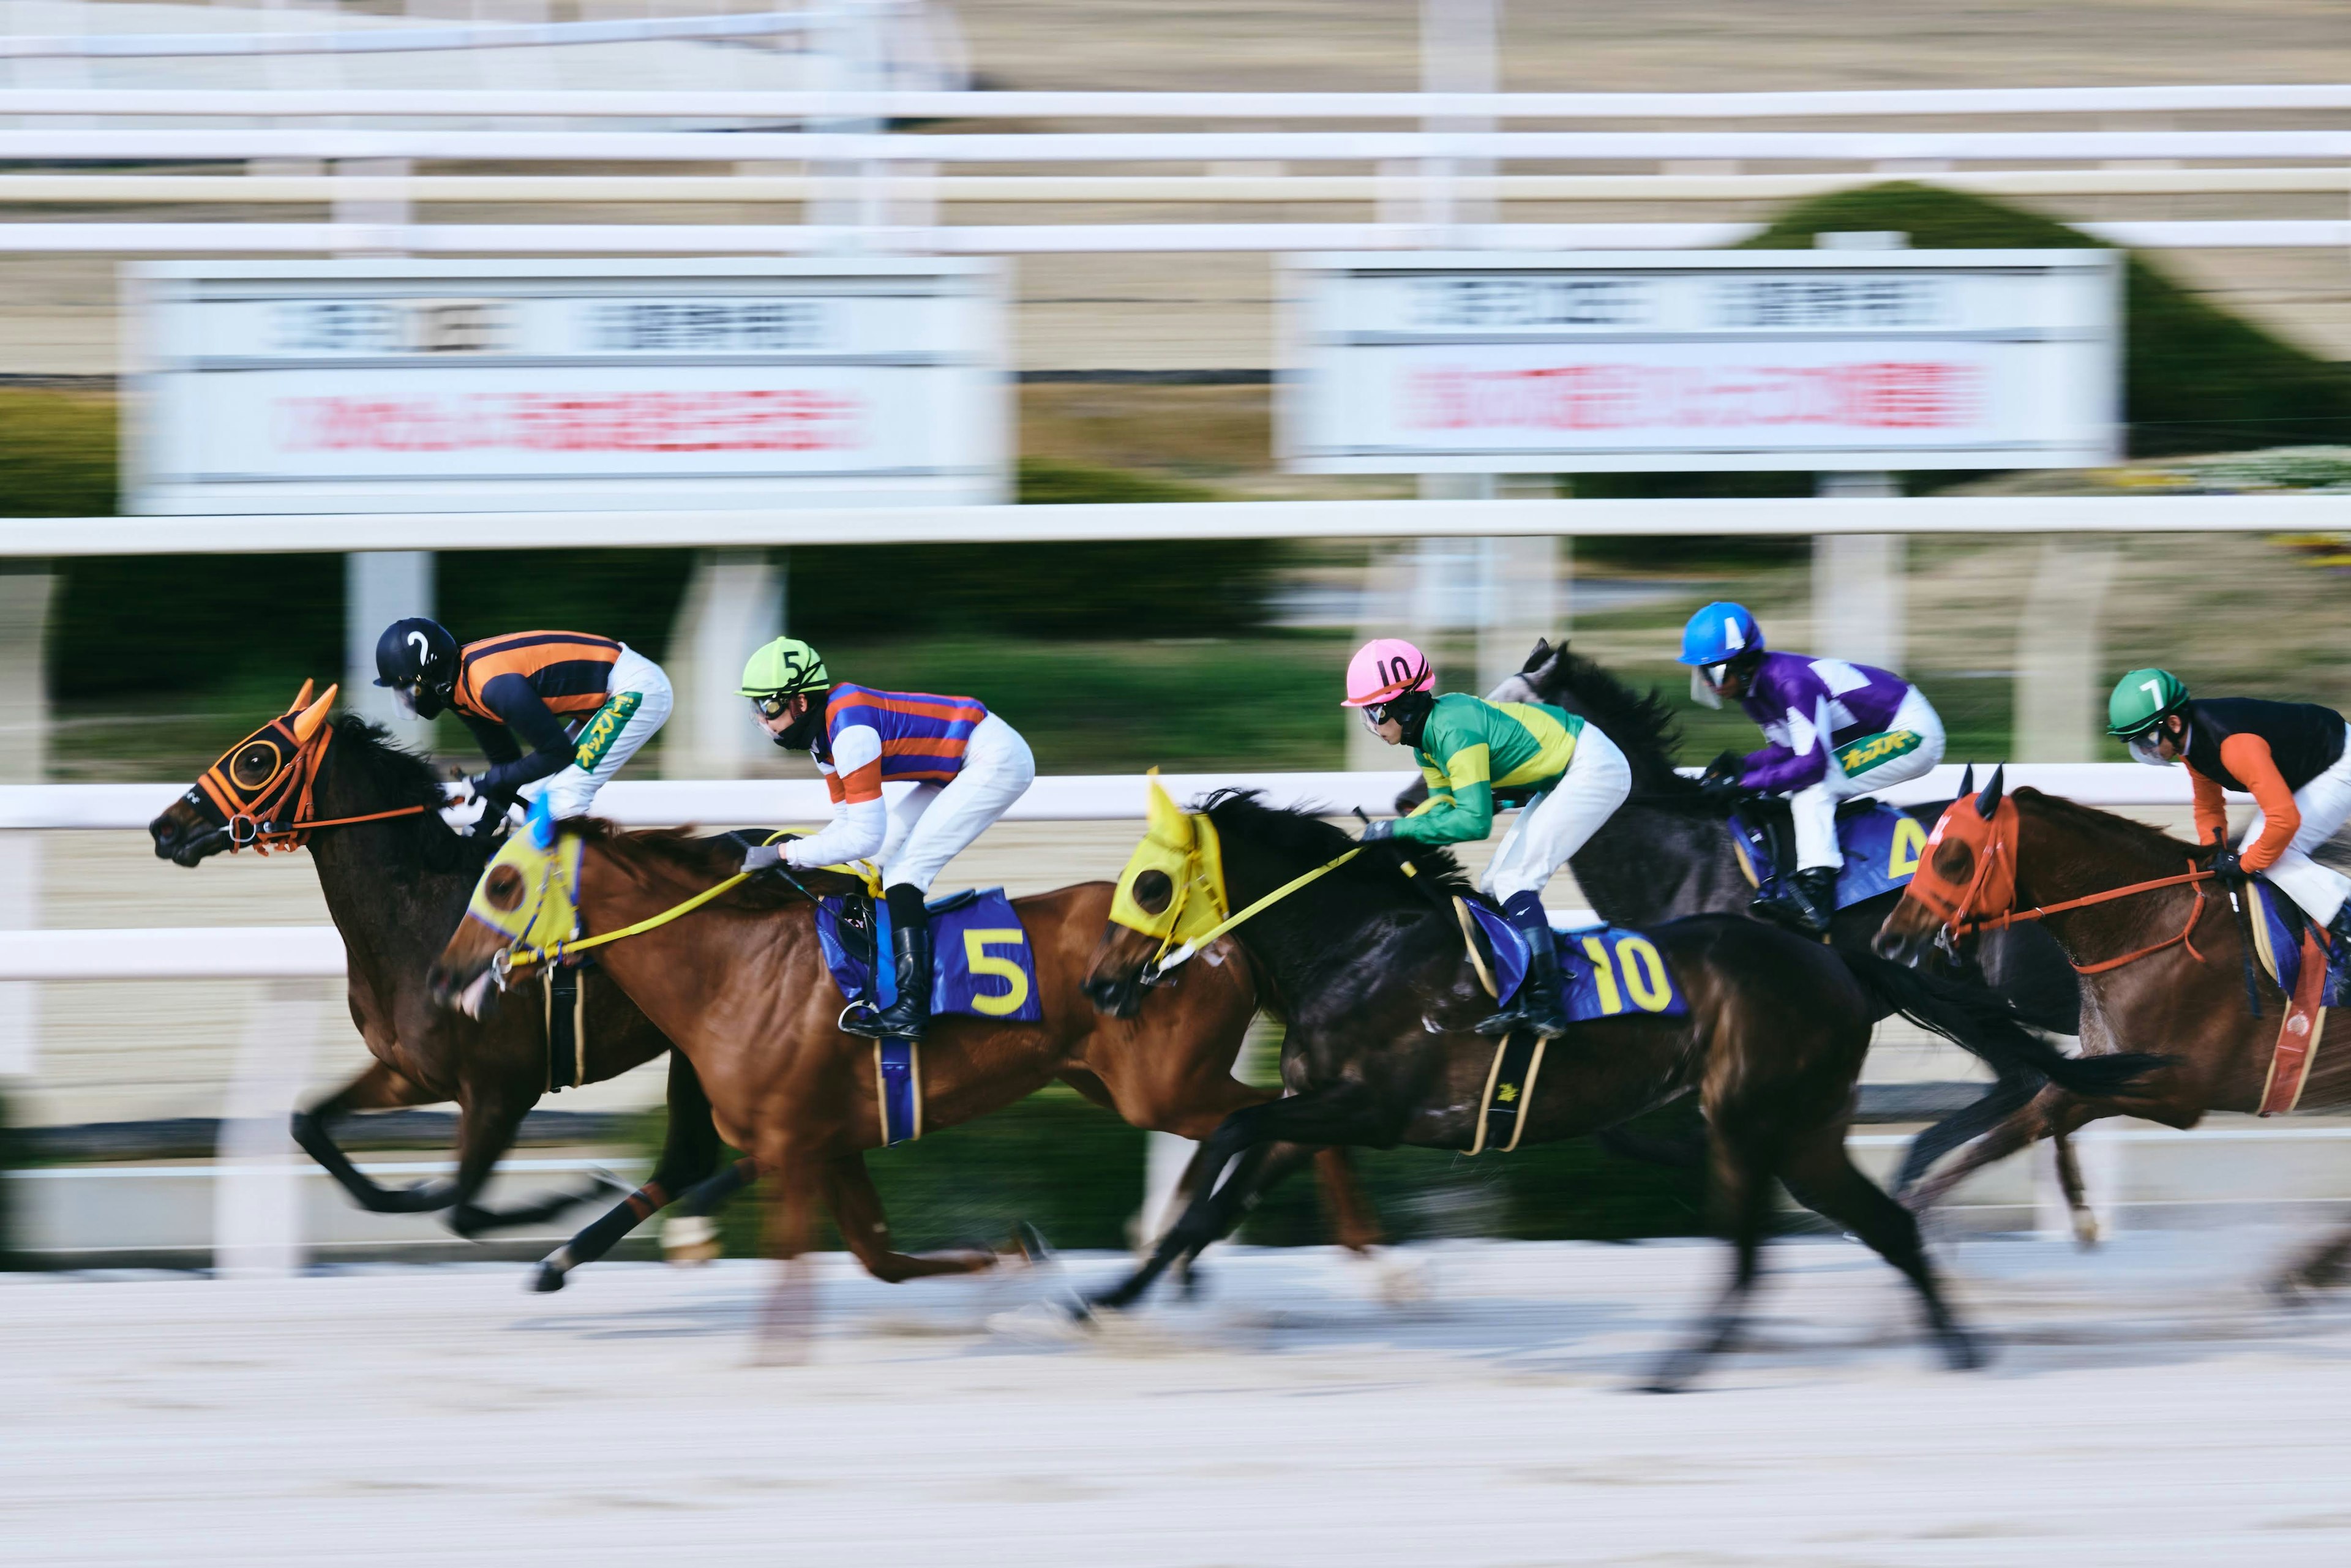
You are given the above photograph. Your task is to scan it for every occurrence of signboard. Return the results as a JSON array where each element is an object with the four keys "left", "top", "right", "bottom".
[
  {"left": 124, "top": 258, "right": 1008, "bottom": 513},
  {"left": 1280, "top": 250, "right": 2122, "bottom": 473}
]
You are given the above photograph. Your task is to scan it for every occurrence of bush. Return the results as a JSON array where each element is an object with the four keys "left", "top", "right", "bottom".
[
  {"left": 0, "top": 388, "right": 114, "bottom": 517},
  {"left": 1741, "top": 182, "right": 2351, "bottom": 457}
]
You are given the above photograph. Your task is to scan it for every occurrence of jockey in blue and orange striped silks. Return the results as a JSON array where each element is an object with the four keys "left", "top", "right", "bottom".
[{"left": 735, "top": 636, "right": 1036, "bottom": 1041}]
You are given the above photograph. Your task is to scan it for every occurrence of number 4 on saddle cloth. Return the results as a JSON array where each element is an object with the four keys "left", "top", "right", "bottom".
[
  {"left": 814, "top": 888, "right": 1043, "bottom": 1146},
  {"left": 1728, "top": 798, "right": 1931, "bottom": 912}
]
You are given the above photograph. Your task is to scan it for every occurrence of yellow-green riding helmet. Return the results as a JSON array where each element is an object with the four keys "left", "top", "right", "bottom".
[{"left": 738, "top": 636, "right": 830, "bottom": 702}]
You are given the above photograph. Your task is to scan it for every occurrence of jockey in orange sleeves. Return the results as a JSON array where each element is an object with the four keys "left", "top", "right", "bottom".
[
  {"left": 735, "top": 636, "right": 1036, "bottom": 1040},
  {"left": 2110, "top": 668, "right": 2351, "bottom": 950},
  {"left": 373, "top": 618, "right": 672, "bottom": 834}
]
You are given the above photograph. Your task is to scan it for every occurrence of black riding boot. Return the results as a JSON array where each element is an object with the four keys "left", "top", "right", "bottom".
[
  {"left": 1753, "top": 866, "right": 1837, "bottom": 938},
  {"left": 1478, "top": 893, "right": 1571, "bottom": 1038},
  {"left": 844, "top": 885, "right": 932, "bottom": 1040}
]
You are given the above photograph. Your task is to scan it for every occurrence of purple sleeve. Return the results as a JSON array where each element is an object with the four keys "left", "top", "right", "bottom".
[{"left": 1736, "top": 659, "right": 1832, "bottom": 793}]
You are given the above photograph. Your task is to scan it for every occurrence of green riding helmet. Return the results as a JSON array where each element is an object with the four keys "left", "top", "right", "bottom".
[
  {"left": 738, "top": 636, "right": 830, "bottom": 700},
  {"left": 2107, "top": 667, "right": 2191, "bottom": 740}
]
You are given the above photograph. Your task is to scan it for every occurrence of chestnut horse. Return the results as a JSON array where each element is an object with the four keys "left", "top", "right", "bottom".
[
  {"left": 148, "top": 687, "right": 737, "bottom": 1284},
  {"left": 1079, "top": 787, "right": 2158, "bottom": 1390},
  {"left": 1875, "top": 769, "right": 2351, "bottom": 1295},
  {"left": 424, "top": 820, "right": 1380, "bottom": 1316}
]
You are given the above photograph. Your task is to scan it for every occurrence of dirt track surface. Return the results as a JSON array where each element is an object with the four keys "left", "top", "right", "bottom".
[{"left": 12, "top": 1233, "right": 2351, "bottom": 1565}]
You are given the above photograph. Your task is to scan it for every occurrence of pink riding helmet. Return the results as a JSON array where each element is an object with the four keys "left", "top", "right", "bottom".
[{"left": 1342, "top": 638, "right": 1436, "bottom": 708}]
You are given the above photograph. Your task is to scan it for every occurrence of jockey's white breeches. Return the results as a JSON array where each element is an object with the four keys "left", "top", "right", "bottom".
[
  {"left": 519, "top": 644, "right": 672, "bottom": 820},
  {"left": 879, "top": 713, "right": 1037, "bottom": 893},
  {"left": 2243, "top": 723, "right": 2351, "bottom": 927},
  {"left": 1479, "top": 724, "right": 1633, "bottom": 904},
  {"left": 1790, "top": 685, "right": 1944, "bottom": 872}
]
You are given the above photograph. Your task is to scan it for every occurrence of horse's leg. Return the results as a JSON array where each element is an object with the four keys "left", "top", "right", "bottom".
[
  {"left": 1779, "top": 1125, "right": 1983, "bottom": 1373},
  {"left": 665, "top": 1158, "right": 762, "bottom": 1264},
  {"left": 1643, "top": 1143, "right": 1772, "bottom": 1395},
  {"left": 441, "top": 1082, "right": 580, "bottom": 1239},
  {"left": 822, "top": 1152, "right": 998, "bottom": 1283},
  {"left": 529, "top": 1052, "right": 724, "bottom": 1292},
  {"left": 1891, "top": 1065, "right": 2041, "bottom": 1196},
  {"left": 1084, "top": 1086, "right": 1390, "bottom": 1315},
  {"left": 754, "top": 1150, "right": 820, "bottom": 1365},
  {"left": 2051, "top": 1127, "right": 2102, "bottom": 1249},
  {"left": 1902, "top": 1089, "right": 2071, "bottom": 1213},
  {"left": 1311, "top": 1146, "right": 1385, "bottom": 1253},
  {"left": 2273, "top": 1222, "right": 2351, "bottom": 1302},
  {"left": 289, "top": 1060, "right": 454, "bottom": 1214}
]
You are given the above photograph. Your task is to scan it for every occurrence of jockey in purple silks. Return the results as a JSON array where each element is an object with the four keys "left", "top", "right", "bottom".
[{"left": 1677, "top": 602, "right": 1946, "bottom": 936}]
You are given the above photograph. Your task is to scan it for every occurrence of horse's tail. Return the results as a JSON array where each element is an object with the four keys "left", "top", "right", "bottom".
[{"left": 1833, "top": 949, "right": 2163, "bottom": 1099}]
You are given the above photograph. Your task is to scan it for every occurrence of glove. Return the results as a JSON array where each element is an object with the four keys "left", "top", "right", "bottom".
[
  {"left": 438, "top": 777, "right": 488, "bottom": 835},
  {"left": 1358, "top": 818, "right": 1397, "bottom": 843},
  {"left": 1697, "top": 774, "right": 1746, "bottom": 809},
  {"left": 2210, "top": 844, "right": 2246, "bottom": 887},
  {"left": 741, "top": 843, "right": 785, "bottom": 875},
  {"left": 1700, "top": 749, "right": 1745, "bottom": 787}
]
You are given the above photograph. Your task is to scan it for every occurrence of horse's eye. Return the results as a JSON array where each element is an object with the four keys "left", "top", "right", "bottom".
[
  {"left": 228, "top": 743, "right": 280, "bottom": 790},
  {"left": 486, "top": 866, "right": 526, "bottom": 912},
  {"left": 1131, "top": 869, "right": 1174, "bottom": 915},
  {"left": 1933, "top": 840, "right": 1974, "bottom": 880}
]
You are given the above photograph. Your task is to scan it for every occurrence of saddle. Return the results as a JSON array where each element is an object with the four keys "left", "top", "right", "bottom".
[{"left": 1727, "top": 797, "right": 1929, "bottom": 913}]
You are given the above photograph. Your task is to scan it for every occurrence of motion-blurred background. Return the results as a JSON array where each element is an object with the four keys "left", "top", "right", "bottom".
[{"left": 1, "top": 0, "right": 2347, "bottom": 1270}]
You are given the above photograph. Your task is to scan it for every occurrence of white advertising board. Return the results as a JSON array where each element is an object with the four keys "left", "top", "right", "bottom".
[
  {"left": 124, "top": 258, "right": 1008, "bottom": 514},
  {"left": 1280, "top": 250, "right": 2122, "bottom": 473}
]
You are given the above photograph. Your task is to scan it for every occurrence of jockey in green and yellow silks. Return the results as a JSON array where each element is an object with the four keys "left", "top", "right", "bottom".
[{"left": 1346, "top": 637, "right": 1632, "bottom": 1038}]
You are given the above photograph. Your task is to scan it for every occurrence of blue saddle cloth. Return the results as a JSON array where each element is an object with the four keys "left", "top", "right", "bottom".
[
  {"left": 2249, "top": 880, "right": 2351, "bottom": 1007},
  {"left": 815, "top": 887, "right": 1044, "bottom": 1024},
  {"left": 1460, "top": 899, "right": 1689, "bottom": 1021},
  {"left": 1728, "top": 799, "right": 1932, "bottom": 912}
]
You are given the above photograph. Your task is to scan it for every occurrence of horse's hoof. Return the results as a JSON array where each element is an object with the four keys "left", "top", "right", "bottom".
[
  {"left": 663, "top": 1214, "right": 721, "bottom": 1266},
  {"left": 2071, "top": 1211, "right": 2103, "bottom": 1250},
  {"left": 1007, "top": 1221, "right": 1055, "bottom": 1268},
  {"left": 527, "top": 1261, "right": 568, "bottom": 1294},
  {"left": 1940, "top": 1330, "right": 1989, "bottom": 1373}
]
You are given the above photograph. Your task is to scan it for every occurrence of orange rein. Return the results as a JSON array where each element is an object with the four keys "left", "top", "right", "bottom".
[{"left": 1957, "top": 862, "right": 2217, "bottom": 975}]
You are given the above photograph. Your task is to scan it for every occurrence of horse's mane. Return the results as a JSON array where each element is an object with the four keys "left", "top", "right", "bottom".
[
  {"left": 329, "top": 714, "right": 446, "bottom": 807},
  {"left": 567, "top": 819, "right": 859, "bottom": 909},
  {"left": 2014, "top": 786, "right": 2200, "bottom": 862},
  {"left": 1199, "top": 788, "right": 1478, "bottom": 903},
  {"left": 1519, "top": 642, "right": 1705, "bottom": 802}
]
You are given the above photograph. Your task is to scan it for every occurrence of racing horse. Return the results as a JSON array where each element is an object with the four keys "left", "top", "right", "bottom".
[
  {"left": 1469, "top": 639, "right": 2086, "bottom": 1204},
  {"left": 1079, "top": 786, "right": 2158, "bottom": 1390},
  {"left": 148, "top": 685, "right": 738, "bottom": 1283},
  {"left": 1874, "top": 770, "right": 2351, "bottom": 1298},
  {"left": 422, "top": 819, "right": 1383, "bottom": 1328}
]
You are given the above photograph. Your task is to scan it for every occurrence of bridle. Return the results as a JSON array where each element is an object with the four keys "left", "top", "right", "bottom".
[{"left": 187, "top": 685, "right": 426, "bottom": 855}]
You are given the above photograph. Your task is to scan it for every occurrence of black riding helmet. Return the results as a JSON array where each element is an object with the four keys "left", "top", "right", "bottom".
[{"left": 373, "top": 617, "right": 459, "bottom": 719}]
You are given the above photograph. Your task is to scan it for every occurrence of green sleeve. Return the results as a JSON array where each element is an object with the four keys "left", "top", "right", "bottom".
[{"left": 1395, "top": 731, "right": 1495, "bottom": 844}]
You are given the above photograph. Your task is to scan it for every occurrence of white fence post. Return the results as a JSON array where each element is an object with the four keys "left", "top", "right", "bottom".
[
  {"left": 2015, "top": 538, "right": 2120, "bottom": 763},
  {"left": 1812, "top": 475, "right": 1905, "bottom": 671},
  {"left": 663, "top": 549, "right": 785, "bottom": 779},
  {"left": 344, "top": 550, "right": 436, "bottom": 749},
  {"left": 0, "top": 568, "right": 49, "bottom": 1078},
  {"left": 214, "top": 980, "right": 322, "bottom": 1279}
]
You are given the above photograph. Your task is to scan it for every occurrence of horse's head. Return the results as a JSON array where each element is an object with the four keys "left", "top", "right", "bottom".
[
  {"left": 1085, "top": 773, "right": 1231, "bottom": 1018},
  {"left": 150, "top": 680, "right": 338, "bottom": 866},
  {"left": 1875, "top": 765, "right": 2018, "bottom": 964},
  {"left": 427, "top": 799, "right": 582, "bottom": 1018}
]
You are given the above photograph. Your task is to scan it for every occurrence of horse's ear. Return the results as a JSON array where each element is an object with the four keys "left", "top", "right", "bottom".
[
  {"left": 1144, "top": 768, "right": 1194, "bottom": 850},
  {"left": 1955, "top": 762, "right": 1974, "bottom": 800},
  {"left": 290, "top": 685, "right": 337, "bottom": 745},
  {"left": 286, "top": 678, "right": 315, "bottom": 715},
  {"left": 1974, "top": 763, "right": 2005, "bottom": 819},
  {"left": 1518, "top": 638, "right": 1553, "bottom": 675}
]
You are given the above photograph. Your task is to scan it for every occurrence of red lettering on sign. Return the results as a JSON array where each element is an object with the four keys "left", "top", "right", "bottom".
[
  {"left": 276, "top": 390, "right": 866, "bottom": 454},
  {"left": 1401, "top": 363, "right": 1982, "bottom": 433}
]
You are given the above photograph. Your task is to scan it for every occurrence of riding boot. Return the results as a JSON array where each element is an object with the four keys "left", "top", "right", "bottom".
[
  {"left": 1477, "top": 892, "right": 1571, "bottom": 1038},
  {"left": 1753, "top": 866, "right": 1837, "bottom": 938},
  {"left": 844, "top": 885, "right": 932, "bottom": 1040}
]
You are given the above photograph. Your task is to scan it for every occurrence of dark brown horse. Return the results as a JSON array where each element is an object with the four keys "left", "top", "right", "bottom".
[
  {"left": 1079, "top": 789, "right": 2158, "bottom": 1390},
  {"left": 148, "top": 687, "right": 734, "bottom": 1285},
  {"left": 1875, "top": 770, "right": 2351, "bottom": 1293},
  {"left": 423, "top": 821, "right": 1381, "bottom": 1319}
]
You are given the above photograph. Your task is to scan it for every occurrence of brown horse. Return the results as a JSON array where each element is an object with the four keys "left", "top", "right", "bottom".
[
  {"left": 423, "top": 820, "right": 1381, "bottom": 1313},
  {"left": 148, "top": 687, "right": 738, "bottom": 1283},
  {"left": 1874, "top": 768, "right": 2351, "bottom": 1293}
]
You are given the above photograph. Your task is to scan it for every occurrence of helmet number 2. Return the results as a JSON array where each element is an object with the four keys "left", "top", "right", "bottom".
[{"left": 408, "top": 630, "right": 432, "bottom": 667}]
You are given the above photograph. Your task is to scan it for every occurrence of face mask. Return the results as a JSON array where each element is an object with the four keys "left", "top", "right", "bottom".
[
  {"left": 1690, "top": 669, "right": 1724, "bottom": 711},
  {"left": 392, "top": 686, "right": 421, "bottom": 720},
  {"left": 2127, "top": 735, "right": 2172, "bottom": 767}
]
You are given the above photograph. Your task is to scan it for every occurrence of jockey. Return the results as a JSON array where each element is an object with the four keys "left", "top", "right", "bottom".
[
  {"left": 373, "top": 618, "right": 672, "bottom": 835},
  {"left": 735, "top": 636, "right": 1037, "bottom": 1041},
  {"left": 2109, "top": 668, "right": 2351, "bottom": 949},
  {"left": 1347, "top": 637, "right": 1632, "bottom": 1039},
  {"left": 1678, "top": 602, "right": 1945, "bottom": 936}
]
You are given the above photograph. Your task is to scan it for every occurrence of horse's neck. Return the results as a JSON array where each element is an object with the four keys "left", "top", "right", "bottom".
[
  {"left": 2015, "top": 805, "right": 2200, "bottom": 961},
  {"left": 303, "top": 743, "right": 462, "bottom": 961},
  {"left": 1570, "top": 800, "right": 1742, "bottom": 925}
]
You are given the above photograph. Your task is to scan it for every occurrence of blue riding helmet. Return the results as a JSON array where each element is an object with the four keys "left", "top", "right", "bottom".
[{"left": 1678, "top": 602, "right": 1764, "bottom": 667}]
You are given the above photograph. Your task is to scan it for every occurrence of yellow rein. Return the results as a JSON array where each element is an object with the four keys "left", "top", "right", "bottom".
[
  {"left": 1144, "top": 844, "right": 1366, "bottom": 982},
  {"left": 500, "top": 869, "right": 753, "bottom": 977}
]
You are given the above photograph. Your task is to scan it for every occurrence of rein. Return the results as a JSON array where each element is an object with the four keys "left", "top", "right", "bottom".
[
  {"left": 495, "top": 833, "right": 816, "bottom": 982},
  {"left": 1143, "top": 842, "right": 1364, "bottom": 984},
  {"left": 1957, "top": 862, "right": 2216, "bottom": 975}
]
